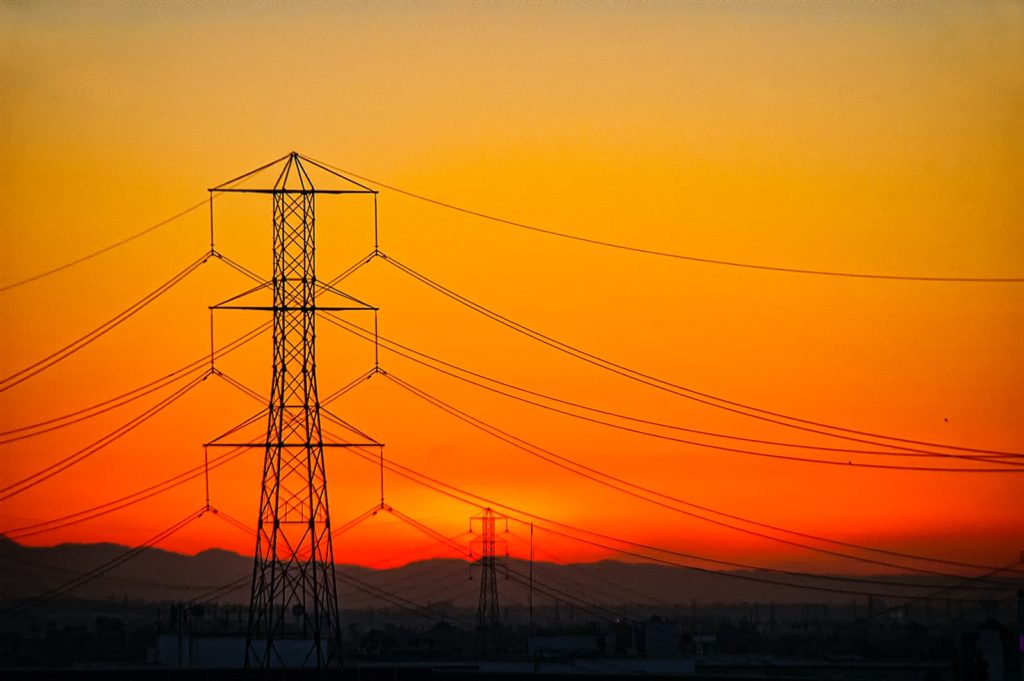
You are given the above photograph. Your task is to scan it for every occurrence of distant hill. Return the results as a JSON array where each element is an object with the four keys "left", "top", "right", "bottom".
[{"left": 0, "top": 535, "right": 991, "bottom": 615}]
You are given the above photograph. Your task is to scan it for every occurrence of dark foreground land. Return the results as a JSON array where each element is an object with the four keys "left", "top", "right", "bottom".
[
  {"left": 0, "top": 667, "right": 962, "bottom": 679},
  {"left": 2, "top": 543, "right": 1020, "bottom": 680},
  {"left": 0, "top": 596, "right": 1018, "bottom": 681}
]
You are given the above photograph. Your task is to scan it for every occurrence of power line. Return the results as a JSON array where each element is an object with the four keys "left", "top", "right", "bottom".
[
  {"left": 303, "top": 156, "right": 1024, "bottom": 284},
  {"left": 505, "top": 566, "right": 625, "bottom": 625},
  {"left": 318, "top": 311, "right": 1021, "bottom": 473},
  {"left": 389, "top": 506, "right": 474, "bottom": 559},
  {"left": 512, "top": 533, "right": 675, "bottom": 608},
  {"left": 0, "top": 201, "right": 208, "bottom": 293},
  {"left": 0, "top": 366, "right": 203, "bottom": 445},
  {"left": 374, "top": 373, "right": 1022, "bottom": 584},
  {"left": 331, "top": 504, "right": 618, "bottom": 626},
  {"left": 323, "top": 311, "right": 988, "bottom": 460},
  {"left": 857, "top": 558, "right": 1024, "bottom": 626},
  {"left": 208, "top": 508, "right": 257, "bottom": 539},
  {"left": 328, "top": 505, "right": 382, "bottom": 541},
  {"left": 0, "top": 156, "right": 312, "bottom": 294},
  {"left": 0, "top": 509, "right": 205, "bottom": 621},
  {"left": 413, "top": 335, "right": 1021, "bottom": 463},
  {"left": 363, "top": 325, "right": 1019, "bottom": 471},
  {"left": 184, "top": 506, "right": 457, "bottom": 608},
  {"left": 324, "top": 249, "right": 380, "bottom": 289},
  {"left": 336, "top": 571, "right": 469, "bottom": 626},
  {"left": 0, "top": 323, "right": 268, "bottom": 444},
  {"left": 523, "top": 521, "right": 1017, "bottom": 602},
  {"left": 0, "top": 252, "right": 209, "bottom": 393},
  {"left": 314, "top": 282, "right": 1022, "bottom": 576},
  {"left": 317, "top": 312, "right": 1022, "bottom": 572},
  {"left": 342, "top": 446, "right": 1021, "bottom": 601},
  {"left": 386, "top": 356, "right": 1019, "bottom": 473},
  {"left": 379, "top": 253, "right": 1023, "bottom": 459},
  {"left": 357, "top": 555, "right": 471, "bottom": 595},
  {"left": 11, "top": 298, "right": 1007, "bottom": 585},
  {"left": 211, "top": 250, "right": 266, "bottom": 286},
  {"left": 321, "top": 368, "right": 379, "bottom": 407},
  {"left": 348, "top": 446, "right": 931, "bottom": 602},
  {"left": 190, "top": 574, "right": 250, "bottom": 605},
  {"left": 0, "top": 372, "right": 209, "bottom": 501},
  {"left": 2, "top": 445, "right": 253, "bottom": 540},
  {"left": 2, "top": 311, "right": 999, "bottom": 585},
  {"left": 212, "top": 370, "right": 265, "bottom": 404}
]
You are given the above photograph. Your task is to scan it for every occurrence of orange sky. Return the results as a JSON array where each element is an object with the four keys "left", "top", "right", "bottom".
[{"left": 1, "top": 1, "right": 1022, "bottom": 578}]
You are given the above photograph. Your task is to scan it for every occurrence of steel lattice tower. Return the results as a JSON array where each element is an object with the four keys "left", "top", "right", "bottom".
[
  {"left": 472, "top": 508, "right": 504, "bottom": 658},
  {"left": 207, "top": 152, "right": 378, "bottom": 669},
  {"left": 248, "top": 155, "right": 339, "bottom": 668}
]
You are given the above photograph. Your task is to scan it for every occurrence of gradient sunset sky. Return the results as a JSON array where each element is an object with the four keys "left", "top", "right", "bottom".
[{"left": 1, "top": 1, "right": 1021, "bottom": 576}]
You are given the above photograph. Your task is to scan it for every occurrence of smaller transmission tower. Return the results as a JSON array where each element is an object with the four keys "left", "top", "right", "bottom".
[{"left": 471, "top": 508, "right": 506, "bottom": 658}]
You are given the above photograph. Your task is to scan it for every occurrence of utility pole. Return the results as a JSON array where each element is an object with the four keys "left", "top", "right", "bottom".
[
  {"left": 529, "top": 522, "right": 534, "bottom": 638},
  {"left": 207, "top": 152, "right": 378, "bottom": 668},
  {"left": 1018, "top": 550, "right": 1023, "bottom": 681}
]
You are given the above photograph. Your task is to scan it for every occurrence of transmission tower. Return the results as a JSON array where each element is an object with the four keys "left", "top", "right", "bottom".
[
  {"left": 207, "top": 152, "right": 378, "bottom": 668},
  {"left": 471, "top": 507, "right": 506, "bottom": 658}
]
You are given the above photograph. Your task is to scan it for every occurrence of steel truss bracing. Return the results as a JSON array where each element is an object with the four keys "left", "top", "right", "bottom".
[
  {"left": 206, "top": 152, "right": 378, "bottom": 669},
  {"left": 248, "top": 159, "right": 339, "bottom": 668}
]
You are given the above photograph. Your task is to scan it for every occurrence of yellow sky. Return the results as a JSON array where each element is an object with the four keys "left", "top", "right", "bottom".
[{"left": 1, "top": 1, "right": 1022, "bottom": 573}]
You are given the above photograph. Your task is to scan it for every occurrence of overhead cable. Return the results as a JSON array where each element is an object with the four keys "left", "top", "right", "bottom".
[
  {"left": 0, "top": 253, "right": 208, "bottom": 393},
  {"left": 302, "top": 156, "right": 1024, "bottom": 284},
  {"left": 379, "top": 254, "right": 1023, "bottom": 458},
  {"left": 0, "top": 202, "right": 208, "bottom": 293}
]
